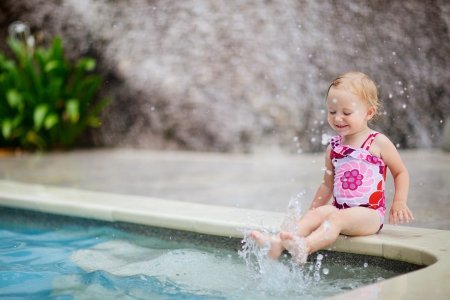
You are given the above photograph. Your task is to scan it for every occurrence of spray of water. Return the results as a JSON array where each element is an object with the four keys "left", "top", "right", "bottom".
[{"left": 238, "top": 192, "right": 325, "bottom": 296}]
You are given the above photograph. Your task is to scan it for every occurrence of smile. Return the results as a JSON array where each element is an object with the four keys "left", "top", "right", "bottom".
[{"left": 335, "top": 125, "right": 348, "bottom": 128}]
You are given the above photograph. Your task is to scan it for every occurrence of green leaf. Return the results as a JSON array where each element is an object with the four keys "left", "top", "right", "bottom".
[
  {"left": 44, "top": 114, "right": 59, "bottom": 130},
  {"left": 49, "top": 38, "right": 64, "bottom": 61},
  {"left": 7, "top": 38, "right": 25, "bottom": 63},
  {"left": 85, "top": 116, "right": 101, "bottom": 127},
  {"left": 77, "top": 58, "right": 96, "bottom": 72},
  {"left": 26, "top": 131, "right": 47, "bottom": 150},
  {"left": 6, "top": 89, "right": 23, "bottom": 108},
  {"left": 87, "top": 98, "right": 110, "bottom": 117},
  {"left": 66, "top": 99, "right": 80, "bottom": 123},
  {"left": 12, "top": 115, "right": 23, "bottom": 127},
  {"left": 44, "top": 60, "right": 60, "bottom": 73},
  {"left": 35, "top": 49, "right": 49, "bottom": 66},
  {"left": 2, "top": 119, "right": 13, "bottom": 139},
  {"left": 33, "top": 104, "right": 48, "bottom": 131}
]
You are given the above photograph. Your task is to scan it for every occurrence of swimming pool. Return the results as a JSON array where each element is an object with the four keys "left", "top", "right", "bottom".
[
  {"left": 1, "top": 179, "right": 448, "bottom": 299},
  {"left": 0, "top": 207, "right": 421, "bottom": 299}
]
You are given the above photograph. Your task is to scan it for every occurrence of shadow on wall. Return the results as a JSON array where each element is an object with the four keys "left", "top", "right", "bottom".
[{"left": 0, "top": 0, "right": 449, "bottom": 153}]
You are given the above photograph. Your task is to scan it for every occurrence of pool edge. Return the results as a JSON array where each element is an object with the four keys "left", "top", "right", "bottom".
[{"left": 0, "top": 179, "right": 448, "bottom": 299}]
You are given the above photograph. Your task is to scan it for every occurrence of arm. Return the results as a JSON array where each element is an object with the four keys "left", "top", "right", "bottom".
[
  {"left": 376, "top": 134, "right": 414, "bottom": 225},
  {"left": 308, "top": 145, "right": 334, "bottom": 210}
]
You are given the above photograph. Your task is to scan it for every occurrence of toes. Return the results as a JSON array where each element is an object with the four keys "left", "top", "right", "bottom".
[
  {"left": 249, "top": 231, "right": 259, "bottom": 239},
  {"left": 279, "top": 231, "right": 292, "bottom": 241}
]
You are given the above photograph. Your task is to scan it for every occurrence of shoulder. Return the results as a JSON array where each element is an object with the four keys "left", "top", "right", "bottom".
[
  {"left": 370, "top": 133, "right": 396, "bottom": 158},
  {"left": 372, "top": 133, "right": 395, "bottom": 149},
  {"left": 372, "top": 133, "right": 402, "bottom": 163}
]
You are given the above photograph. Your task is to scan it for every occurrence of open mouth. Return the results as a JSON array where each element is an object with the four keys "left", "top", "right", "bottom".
[{"left": 335, "top": 124, "right": 348, "bottom": 128}]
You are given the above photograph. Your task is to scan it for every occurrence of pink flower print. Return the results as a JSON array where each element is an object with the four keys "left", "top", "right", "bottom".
[
  {"left": 340, "top": 169, "right": 363, "bottom": 191},
  {"left": 366, "top": 155, "right": 382, "bottom": 165},
  {"left": 335, "top": 160, "right": 375, "bottom": 199}
]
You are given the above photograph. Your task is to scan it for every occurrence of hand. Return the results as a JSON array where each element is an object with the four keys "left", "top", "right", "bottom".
[{"left": 389, "top": 202, "right": 414, "bottom": 226}]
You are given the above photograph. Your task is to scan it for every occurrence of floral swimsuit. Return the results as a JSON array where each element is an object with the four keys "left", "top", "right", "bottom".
[{"left": 330, "top": 132, "right": 386, "bottom": 232}]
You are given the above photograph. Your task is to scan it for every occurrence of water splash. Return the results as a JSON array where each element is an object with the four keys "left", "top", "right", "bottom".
[
  {"left": 237, "top": 193, "right": 327, "bottom": 296},
  {"left": 280, "top": 193, "right": 304, "bottom": 233}
]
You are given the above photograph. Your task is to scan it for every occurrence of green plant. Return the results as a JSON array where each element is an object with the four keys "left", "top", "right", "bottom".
[{"left": 0, "top": 36, "right": 110, "bottom": 150}]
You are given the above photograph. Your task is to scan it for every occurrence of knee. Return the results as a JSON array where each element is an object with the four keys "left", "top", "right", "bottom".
[
  {"left": 324, "top": 211, "right": 345, "bottom": 228},
  {"left": 302, "top": 209, "right": 323, "bottom": 224}
]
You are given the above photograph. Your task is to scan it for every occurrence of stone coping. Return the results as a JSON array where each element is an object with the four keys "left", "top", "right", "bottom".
[{"left": 0, "top": 180, "right": 448, "bottom": 299}]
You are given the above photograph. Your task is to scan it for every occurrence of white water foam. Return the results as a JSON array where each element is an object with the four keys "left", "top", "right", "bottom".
[{"left": 237, "top": 193, "right": 326, "bottom": 297}]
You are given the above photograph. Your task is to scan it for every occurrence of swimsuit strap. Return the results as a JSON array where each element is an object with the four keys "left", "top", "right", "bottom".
[{"left": 360, "top": 132, "right": 379, "bottom": 150}]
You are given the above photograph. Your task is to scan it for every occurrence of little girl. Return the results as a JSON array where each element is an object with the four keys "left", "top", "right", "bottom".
[{"left": 250, "top": 71, "right": 413, "bottom": 264}]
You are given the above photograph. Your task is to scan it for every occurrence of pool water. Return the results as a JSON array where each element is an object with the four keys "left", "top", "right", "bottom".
[{"left": 0, "top": 209, "right": 420, "bottom": 299}]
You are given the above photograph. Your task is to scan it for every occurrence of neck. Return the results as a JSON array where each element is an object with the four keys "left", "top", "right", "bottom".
[{"left": 341, "top": 126, "right": 372, "bottom": 146}]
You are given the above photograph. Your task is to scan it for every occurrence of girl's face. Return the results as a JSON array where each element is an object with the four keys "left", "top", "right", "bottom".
[{"left": 327, "top": 87, "right": 375, "bottom": 137}]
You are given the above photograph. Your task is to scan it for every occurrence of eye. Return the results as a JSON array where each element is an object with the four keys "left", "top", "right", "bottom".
[
  {"left": 343, "top": 112, "right": 352, "bottom": 116},
  {"left": 329, "top": 111, "right": 336, "bottom": 115}
]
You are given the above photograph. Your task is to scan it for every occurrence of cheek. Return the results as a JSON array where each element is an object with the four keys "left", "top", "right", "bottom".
[{"left": 327, "top": 116, "right": 334, "bottom": 124}]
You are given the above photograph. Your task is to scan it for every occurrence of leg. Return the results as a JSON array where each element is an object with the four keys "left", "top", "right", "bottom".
[
  {"left": 281, "top": 207, "right": 381, "bottom": 264},
  {"left": 250, "top": 205, "right": 337, "bottom": 259},
  {"left": 293, "top": 205, "right": 338, "bottom": 237}
]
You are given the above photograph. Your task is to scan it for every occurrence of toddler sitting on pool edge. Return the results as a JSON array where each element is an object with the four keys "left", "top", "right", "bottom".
[{"left": 250, "top": 71, "right": 414, "bottom": 264}]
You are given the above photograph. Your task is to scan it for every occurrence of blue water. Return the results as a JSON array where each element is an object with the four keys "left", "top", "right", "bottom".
[
  {"left": 0, "top": 213, "right": 416, "bottom": 300},
  {"left": 0, "top": 221, "right": 234, "bottom": 299}
]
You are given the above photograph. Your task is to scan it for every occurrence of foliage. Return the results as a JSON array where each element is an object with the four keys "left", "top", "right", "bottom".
[{"left": 0, "top": 36, "right": 110, "bottom": 150}]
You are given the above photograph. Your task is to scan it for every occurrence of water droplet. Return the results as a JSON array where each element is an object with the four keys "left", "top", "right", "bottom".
[
  {"left": 402, "top": 104, "right": 407, "bottom": 109},
  {"left": 323, "top": 268, "right": 329, "bottom": 275},
  {"left": 389, "top": 93, "right": 393, "bottom": 98},
  {"left": 293, "top": 136, "right": 298, "bottom": 142},
  {"left": 317, "top": 254, "right": 324, "bottom": 261},
  {"left": 392, "top": 52, "right": 396, "bottom": 55},
  {"left": 332, "top": 98, "right": 338, "bottom": 103},
  {"left": 323, "top": 221, "right": 331, "bottom": 231},
  {"left": 364, "top": 262, "right": 368, "bottom": 268}
]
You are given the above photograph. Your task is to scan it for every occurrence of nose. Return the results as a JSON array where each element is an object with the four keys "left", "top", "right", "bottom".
[{"left": 334, "top": 114, "right": 343, "bottom": 122}]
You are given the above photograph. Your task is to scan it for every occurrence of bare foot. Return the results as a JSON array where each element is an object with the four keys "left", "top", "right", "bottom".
[
  {"left": 249, "top": 231, "right": 284, "bottom": 259},
  {"left": 280, "top": 231, "right": 309, "bottom": 265}
]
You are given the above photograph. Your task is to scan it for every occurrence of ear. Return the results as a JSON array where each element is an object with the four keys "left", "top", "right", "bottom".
[{"left": 365, "top": 106, "right": 376, "bottom": 121}]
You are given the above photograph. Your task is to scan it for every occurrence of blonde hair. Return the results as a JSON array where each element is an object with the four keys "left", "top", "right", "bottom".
[{"left": 327, "top": 72, "right": 382, "bottom": 122}]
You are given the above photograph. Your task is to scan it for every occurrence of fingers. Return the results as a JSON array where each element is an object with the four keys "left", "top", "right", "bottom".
[{"left": 390, "top": 208, "right": 414, "bottom": 226}]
